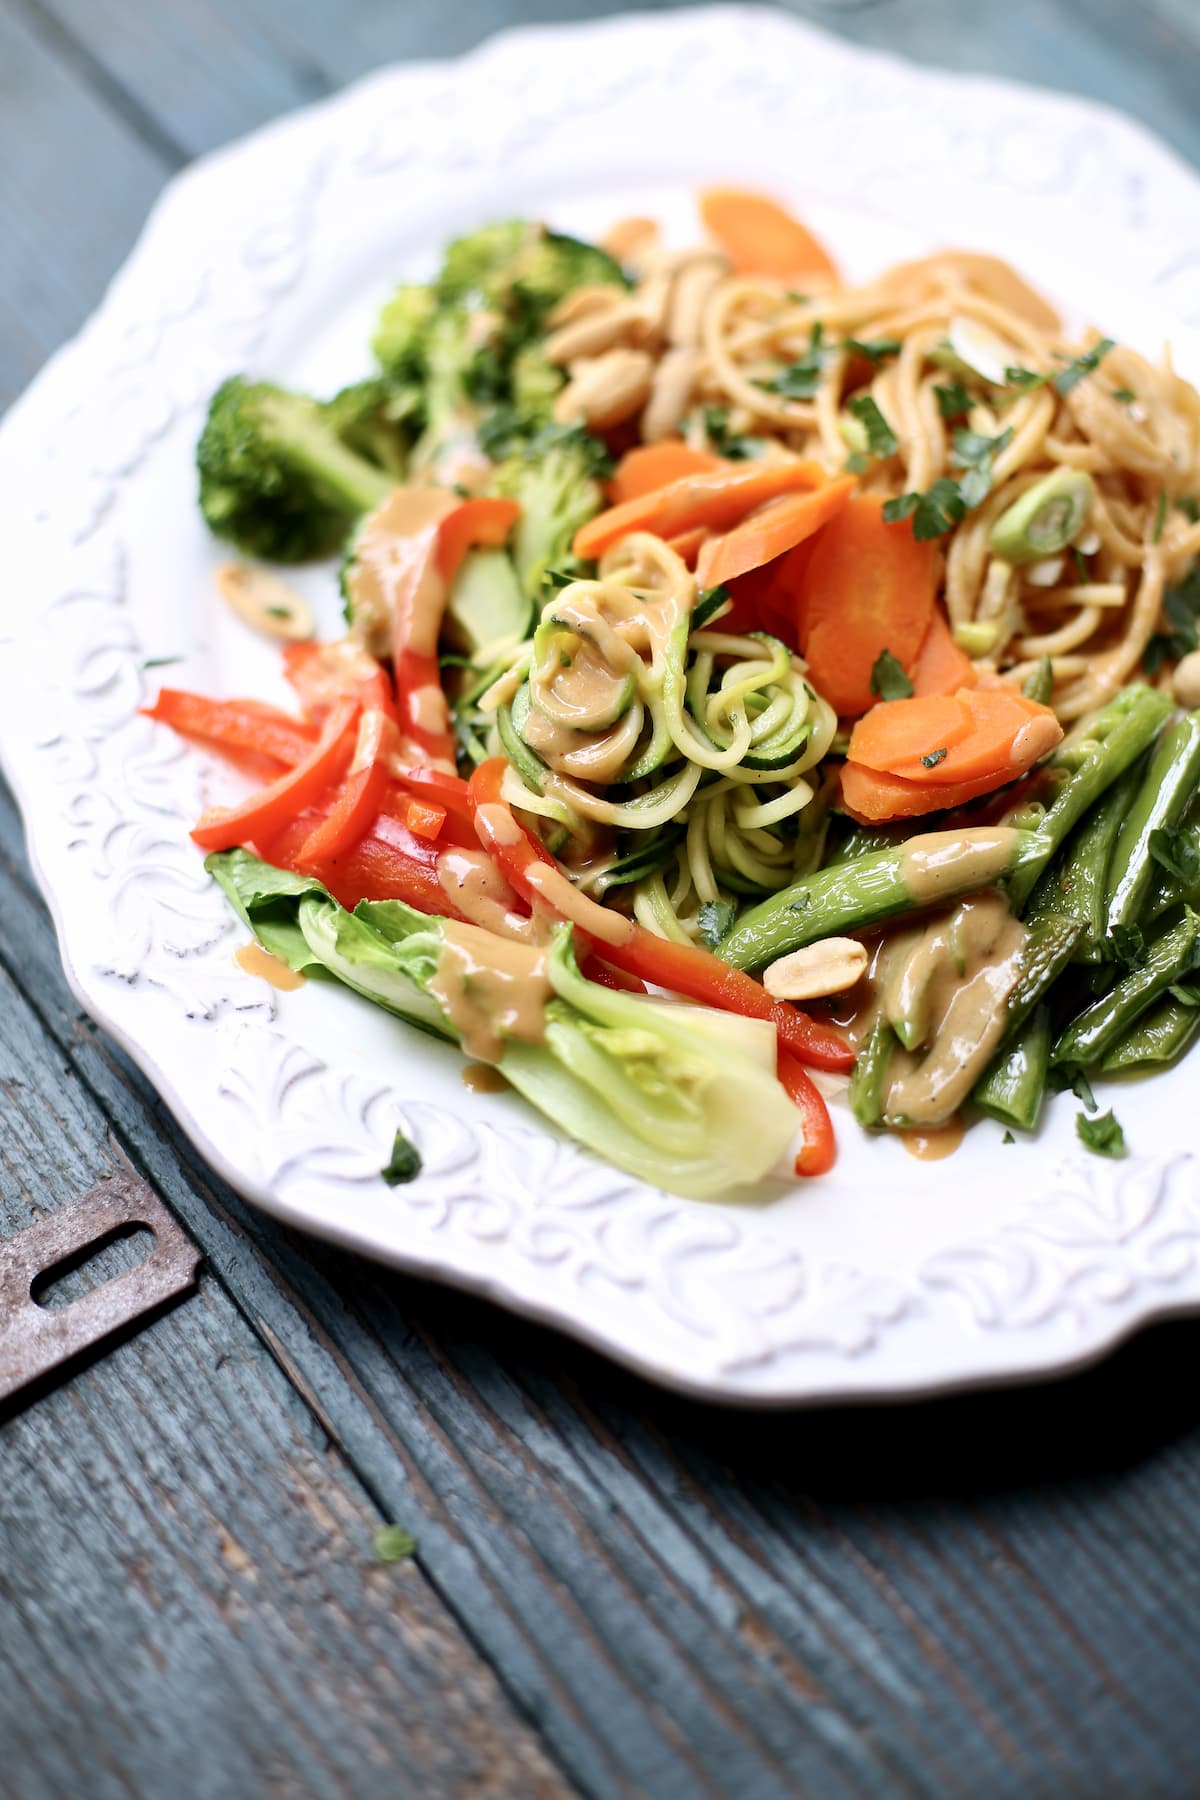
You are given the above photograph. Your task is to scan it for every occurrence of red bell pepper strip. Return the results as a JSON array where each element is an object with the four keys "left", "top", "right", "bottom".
[
  {"left": 388, "top": 764, "right": 474, "bottom": 826},
  {"left": 436, "top": 496, "right": 521, "bottom": 584},
  {"left": 777, "top": 1050, "right": 837, "bottom": 1176},
  {"left": 581, "top": 957, "right": 649, "bottom": 995},
  {"left": 191, "top": 695, "right": 361, "bottom": 853},
  {"left": 295, "top": 708, "right": 391, "bottom": 867},
  {"left": 144, "top": 689, "right": 318, "bottom": 767},
  {"left": 466, "top": 759, "right": 854, "bottom": 1071},
  {"left": 259, "top": 808, "right": 454, "bottom": 917},
  {"left": 598, "top": 930, "right": 855, "bottom": 1073}
]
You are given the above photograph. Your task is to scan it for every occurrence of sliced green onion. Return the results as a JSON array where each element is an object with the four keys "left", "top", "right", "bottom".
[{"left": 989, "top": 469, "right": 1094, "bottom": 564}]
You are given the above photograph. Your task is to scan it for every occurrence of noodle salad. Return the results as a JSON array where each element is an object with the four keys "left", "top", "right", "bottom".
[{"left": 148, "top": 191, "right": 1200, "bottom": 1194}]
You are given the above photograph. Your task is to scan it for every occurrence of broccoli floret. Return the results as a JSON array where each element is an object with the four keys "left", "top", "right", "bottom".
[
  {"left": 372, "top": 284, "right": 437, "bottom": 381},
  {"left": 439, "top": 221, "right": 627, "bottom": 318},
  {"left": 511, "top": 345, "right": 563, "bottom": 417},
  {"left": 197, "top": 377, "right": 396, "bottom": 563},
  {"left": 489, "top": 422, "right": 609, "bottom": 599},
  {"left": 324, "top": 377, "right": 420, "bottom": 479}
]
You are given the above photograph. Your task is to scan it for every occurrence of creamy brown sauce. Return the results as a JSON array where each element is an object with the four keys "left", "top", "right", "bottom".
[
  {"left": 900, "top": 1118, "right": 966, "bottom": 1161},
  {"left": 523, "top": 858, "right": 635, "bottom": 946},
  {"left": 429, "top": 919, "right": 552, "bottom": 1063},
  {"left": 900, "top": 827, "right": 1021, "bottom": 907},
  {"left": 436, "top": 847, "right": 547, "bottom": 944},
  {"left": 344, "top": 487, "right": 456, "bottom": 661},
  {"left": 523, "top": 704, "right": 644, "bottom": 783},
  {"left": 834, "top": 892, "right": 1028, "bottom": 1130},
  {"left": 881, "top": 895, "right": 1027, "bottom": 1127},
  {"left": 461, "top": 1063, "right": 509, "bottom": 1094},
  {"left": 234, "top": 942, "right": 306, "bottom": 991}
]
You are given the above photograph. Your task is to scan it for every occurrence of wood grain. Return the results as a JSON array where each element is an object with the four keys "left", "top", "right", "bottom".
[
  {"left": 5, "top": 773, "right": 1200, "bottom": 1796},
  {"left": 4, "top": 4, "right": 1200, "bottom": 1795}
]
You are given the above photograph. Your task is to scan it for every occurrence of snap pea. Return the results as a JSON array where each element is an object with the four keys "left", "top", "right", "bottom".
[
  {"left": 1105, "top": 711, "right": 1200, "bottom": 935},
  {"left": 1051, "top": 908, "right": 1200, "bottom": 1068},
  {"left": 973, "top": 1006, "right": 1052, "bottom": 1132},
  {"left": 848, "top": 1021, "right": 897, "bottom": 1129},
  {"left": 1100, "top": 992, "right": 1200, "bottom": 1073},
  {"left": 1023, "top": 758, "right": 1145, "bottom": 958},
  {"left": 718, "top": 827, "right": 1034, "bottom": 971},
  {"left": 1007, "top": 684, "right": 1174, "bottom": 911}
]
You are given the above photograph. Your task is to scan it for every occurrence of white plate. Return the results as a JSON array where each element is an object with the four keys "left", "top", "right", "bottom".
[{"left": 4, "top": 4, "right": 1200, "bottom": 1406}]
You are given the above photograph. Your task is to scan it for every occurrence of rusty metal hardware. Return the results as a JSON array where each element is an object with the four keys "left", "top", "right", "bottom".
[{"left": 0, "top": 1177, "right": 201, "bottom": 1402}]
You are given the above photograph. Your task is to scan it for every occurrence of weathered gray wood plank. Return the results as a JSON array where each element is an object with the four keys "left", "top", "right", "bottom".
[
  {"left": 0, "top": 823, "right": 570, "bottom": 1798},
  {"left": 4, "top": 769, "right": 1200, "bottom": 1798}
]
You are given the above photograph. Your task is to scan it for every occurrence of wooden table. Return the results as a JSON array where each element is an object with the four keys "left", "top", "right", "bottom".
[{"left": 4, "top": 5, "right": 1200, "bottom": 1794}]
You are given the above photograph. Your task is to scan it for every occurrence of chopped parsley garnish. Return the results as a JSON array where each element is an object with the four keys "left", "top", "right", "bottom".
[
  {"left": 763, "top": 323, "right": 833, "bottom": 400},
  {"left": 884, "top": 428, "right": 1012, "bottom": 541},
  {"left": 1072, "top": 547, "right": 1089, "bottom": 584},
  {"left": 846, "top": 394, "right": 898, "bottom": 459},
  {"left": 845, "top": 450, "right": 870, "bottom": 475},
  {"left": 844, "top": 336, "right": 902, "bottom": 366},
  {"left": 1149, "top": 824, "right": 1200, "bottom": 887},
  {"left": 1002, "top": 1129, "right": 1015, "bottom": 1145},
  {"left": 1005, "top": 340, "right": 1115, "bottom": 398},
  {"left": 1153, "top": 490, "right": 1168, "bottom": 544},
  {"left": 702, "top": 406, "right": 763, "bottom": 460},
  {"left": 544, "top": 567, "right": 578, "bottom": 590},
  {"left": 934, "top": 381, "right": 972, "bottom": 420},
  {"left": 1112, "top": 387, "right": 1136, "bottom": 404},
  {"left": 1143, "top": 565, "right": 1200, "bottom": 673},
  {"left": 381, "top": 1129, "right": 422, "bottom": 1186},
  {"left": 1076, "top": 1108, "right": 1126, "bottom": 1159},
  {"left": 1107, "top": 923, "right": 1146, "bottom": 970},
  {"left": 1004, "top": 364, "right": 1047, "bottom": 391},
  {"left": 1051, "top": 1066, "right": 1097, "bottom": 1110},
  {"left": 920, "top": 747, "right": 948, "bottom": 768},
  {"left": 698, "top": 899, "right": 736, "bottom": 948},
  {"left": 870, "top": 649, "right": 914, "bottom": 701},
  {"left": 883, "top": 480, "right": 964, "bottom": 540},
  {"left": 1052, "top": 338, "right": 1115, "bottom": 395},
  {"left": 1179, "top": 495, "right": 1200, "bottom": 524},
  {"left": 374, "top": 1525, "right": 418, "bottom": 1563},
  {"left": 142, "top": 655, "right": 184, "bottom": 670}
]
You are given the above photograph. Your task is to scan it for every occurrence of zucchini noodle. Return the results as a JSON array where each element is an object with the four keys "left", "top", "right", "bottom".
[{"left": 488, "top": 527, "right": 837, "bottom": 942}]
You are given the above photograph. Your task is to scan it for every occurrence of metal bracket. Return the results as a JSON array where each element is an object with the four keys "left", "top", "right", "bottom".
[{"left": 0, "top": 1177, "right": 202, "bottom": 1402}]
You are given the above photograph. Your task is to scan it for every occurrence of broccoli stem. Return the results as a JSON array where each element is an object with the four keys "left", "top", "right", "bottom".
[{"left": 263, "top": 391, "right": 394, "bottom": 516}]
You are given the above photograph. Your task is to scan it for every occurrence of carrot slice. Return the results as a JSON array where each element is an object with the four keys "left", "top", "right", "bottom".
[
  {"left": 573, "top": 459, "right": 825, "bottom": 562},
  {"left": 610, "top": 443, "right": 723, "bottom": 506},
  {"left": 666, "top": 525, "right": 712, "bottom": 569},
  {"left": 840, "top": 760, "right": 1025, "bottom": 823},
  {"left": 842, "top": 686, "right": 1063, "bottom": 820},
  {"left": 699, "top": 188, "right": 840, "bottom": 286},
  {"left": 795, "top": 494, "right": 938, "bottom": 717},
  {"left": 695, "top": 475, "right": 855, "bottom": 589},
  {"left": 910, "top": 607, "right": 978, "bottom": 697},
  {"left": 436, "top": 496, "right": 520, "bottom": 585},
  {"left": 848, "top": 694, "right": 975, "bottom": 779}
]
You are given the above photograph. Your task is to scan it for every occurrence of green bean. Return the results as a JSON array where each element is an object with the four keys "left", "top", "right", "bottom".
[
  {"left": 1100, "top": 993, "right": 1200, "bottom": 1074},
  {"left": 974, "top": 1006, "right": 1051, "bottom": 1132},
  {"left": 1007, "top": 684, "right": 1174, "bottom": 911},
  {"left": 718, "top": 827, "right": 1034, "bottom": 971},
  {"left": 848, "top": 1021, "right": 896, "bottom": 1129},
  {"left": 1105, "top": 711, "right": 1200, "bottom": 935},
  {"left": 1024, "top": 759, "right": 1145, "bottom": 957},
  {"left": 968, "top": 913, "right": 1081, "bottom": 1114},
  {"left": 1051, "top": 909, "right": 1200, "bottom": 1068}
]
